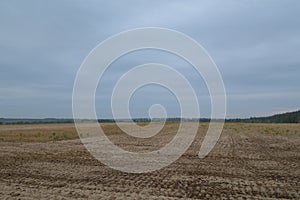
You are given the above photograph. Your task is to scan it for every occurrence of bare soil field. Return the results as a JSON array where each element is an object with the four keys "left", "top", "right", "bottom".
[{"left": 0, "top": 123, "right": 299, "bottom": 199}]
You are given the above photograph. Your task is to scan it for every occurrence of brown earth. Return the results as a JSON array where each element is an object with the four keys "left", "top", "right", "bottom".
[{"left": 0, "top": 123, "right": 299, "bottom": 199}]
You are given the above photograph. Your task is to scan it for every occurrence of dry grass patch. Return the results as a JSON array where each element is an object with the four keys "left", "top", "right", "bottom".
[{"left": 0, "top": 122, "right": 299, "bottom": 143}]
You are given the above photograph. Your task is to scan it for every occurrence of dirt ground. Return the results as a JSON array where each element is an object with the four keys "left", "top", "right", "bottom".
[{"left": 0, "top": 123, "right": 299, "bottom": 199}]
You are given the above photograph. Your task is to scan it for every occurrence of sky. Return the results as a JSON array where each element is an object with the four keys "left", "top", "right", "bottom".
[{"left": 0, "top": 0, "right": 300, "bottom": 119}]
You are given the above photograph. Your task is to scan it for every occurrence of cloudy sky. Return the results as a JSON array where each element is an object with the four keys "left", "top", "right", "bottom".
[{"left": 0, "top": 0, "right": 299, "bottom": 118}]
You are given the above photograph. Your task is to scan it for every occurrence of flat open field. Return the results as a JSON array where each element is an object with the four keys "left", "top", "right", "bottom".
[{"left": 0, "top": 123, "right": 299, "bottom": 199}]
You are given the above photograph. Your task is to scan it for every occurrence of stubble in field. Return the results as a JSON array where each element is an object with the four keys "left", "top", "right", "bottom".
[{"left": 0, "top": 123, "right": 299, "bottom": 199}]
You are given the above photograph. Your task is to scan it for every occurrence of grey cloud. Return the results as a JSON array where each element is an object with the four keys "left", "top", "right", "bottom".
[{"left": 0, "top": 0, "right": 299, "bottom": 118}]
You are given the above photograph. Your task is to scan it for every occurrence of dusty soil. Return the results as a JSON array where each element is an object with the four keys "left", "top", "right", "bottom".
[{"left": 0, "top": 123, "right": 299, "bottom": 199}]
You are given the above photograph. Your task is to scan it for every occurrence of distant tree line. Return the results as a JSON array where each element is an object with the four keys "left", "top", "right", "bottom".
[
  {"left": 0, "top": 110, "right": 299, "bottom": 125},
  {"left": 226, "top": 110, "right": 300, "bottom": 123}
]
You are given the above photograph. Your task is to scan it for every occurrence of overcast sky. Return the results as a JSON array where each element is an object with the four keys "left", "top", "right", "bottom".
[{"left": 0, "top": 0, "right": 299, "bottom": 118}]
